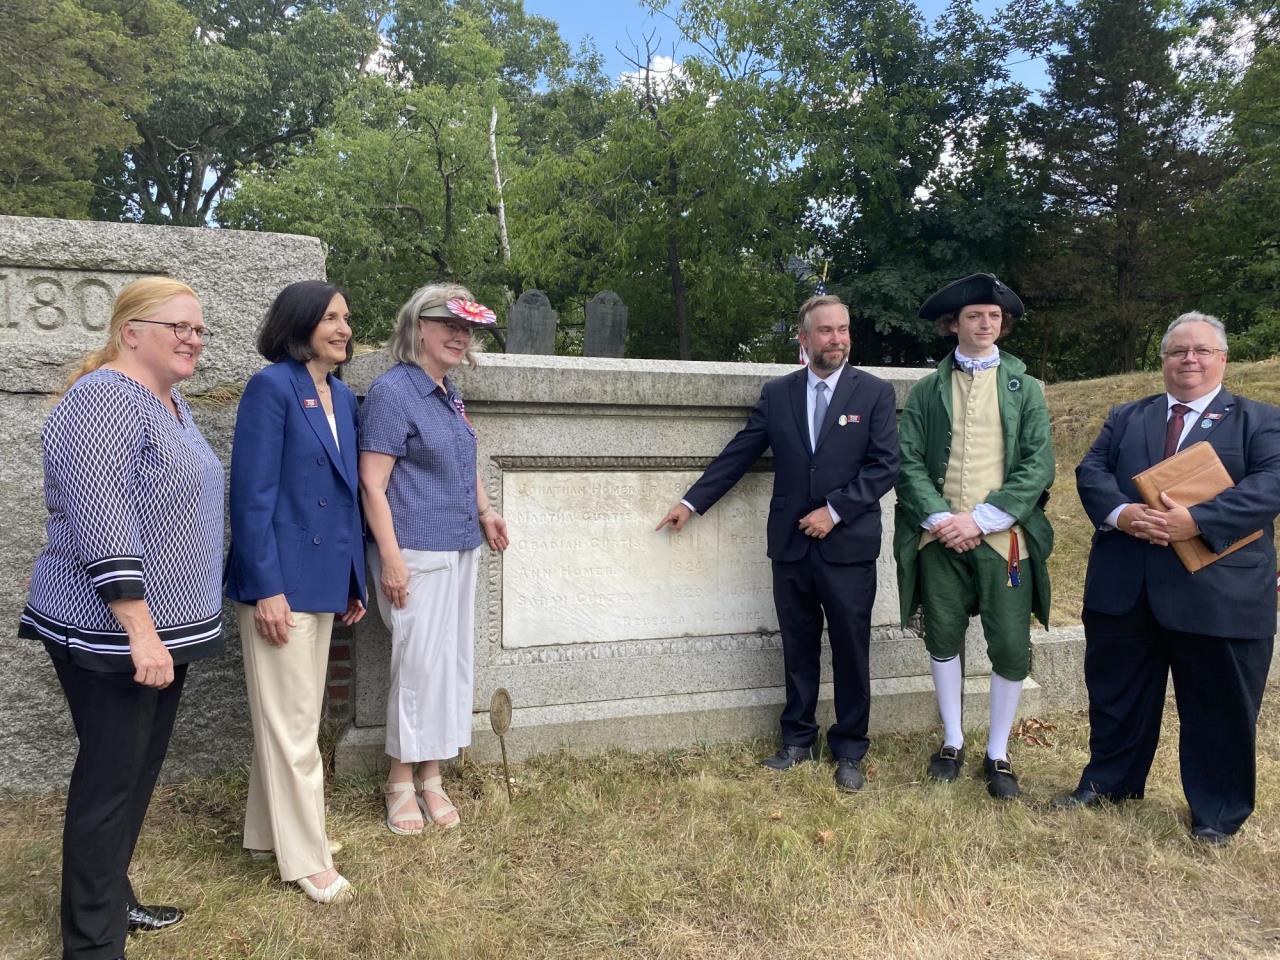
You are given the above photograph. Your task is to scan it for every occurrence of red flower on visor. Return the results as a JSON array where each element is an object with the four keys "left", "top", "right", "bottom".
[{"left": 446, "top": 298, "right": 497, "bottom": 326}]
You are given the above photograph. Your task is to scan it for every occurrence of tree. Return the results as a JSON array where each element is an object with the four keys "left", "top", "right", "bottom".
[
  {"left": 1184, "top": 3, "right": 1280, "bottom": 358},
  {"left": 1020, "top": 0, "right": 1220, "bottom": 377},
  {"left": 511, "top": 29, "right": 807, "bottom": 361},
  {"left": 0, "top": 0, "right": 188, "bottom": 218},
  {"left": 93, "top": 0, "right": 379, "bottom": 224},
  {"left": 787, "top": 0, "right": 1040, "bottom": 364},
  {"left": 222, "top": 75, "right": 508, "bottom": 340}
]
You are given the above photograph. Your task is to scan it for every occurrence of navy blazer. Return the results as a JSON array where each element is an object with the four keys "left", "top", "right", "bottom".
[
  {"left": 684, "top": 363, "right": 900, "bottom": 563},
  {"left": 225, "top": 360, "right": 367, "bottom": 613},
  {"left": 1076, "top": 388, "right": 1280, "bottom": 639}
]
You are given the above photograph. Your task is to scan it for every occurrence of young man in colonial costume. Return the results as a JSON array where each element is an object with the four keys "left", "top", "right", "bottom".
[{"left": 894, "top": 274, "right": 1054, "bottom": 798}]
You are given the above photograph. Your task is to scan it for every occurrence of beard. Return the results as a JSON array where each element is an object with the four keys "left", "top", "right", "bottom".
[{"left": 809, "top": 345, "right": 848, "bottom": 374}]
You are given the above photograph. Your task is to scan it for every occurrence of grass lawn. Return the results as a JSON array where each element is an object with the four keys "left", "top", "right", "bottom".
[
  {"left": 3, "top": 360, "right": 1280, "bottom": 959},
  {"left": 1, "top": 697, "right": 1278, "bottom": 959}
]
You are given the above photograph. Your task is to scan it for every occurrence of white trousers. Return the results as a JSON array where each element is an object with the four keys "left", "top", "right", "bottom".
[
  {"left": 370, "top": 546, "right": 478, "bottom": 763},
  {"left": 237, "top": 603, "right": 334, "bottom": 882}
]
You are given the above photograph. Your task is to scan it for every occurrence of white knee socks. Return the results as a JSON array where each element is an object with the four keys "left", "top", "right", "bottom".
[
  {"left": 930, "top": 655, "right": 964, "bottom": 749},
  {"left": 986, "top": 673, "right": 1023, "bottom": 762}
]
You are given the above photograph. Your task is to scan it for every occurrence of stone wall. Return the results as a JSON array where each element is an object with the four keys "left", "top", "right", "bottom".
[
  {"left": 0, "top": 214, "right": 1092, "bottom": 793},
  {"left": 0, "top": 216, "right": 326, "bottom": 791},
  {"left": 335, "top": 351, "right": 1057, "bottom": 774}
]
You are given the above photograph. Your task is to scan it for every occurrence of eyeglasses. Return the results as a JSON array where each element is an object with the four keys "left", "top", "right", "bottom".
[
  {"left": 420, "top": 317, "right": 473, "bottom": 338},
  {"left": 131, "top": 319, "right": 212, "bottom": 342},
  {"left": 1163, "top": 347, "right": 1223, "bottom": 361}
]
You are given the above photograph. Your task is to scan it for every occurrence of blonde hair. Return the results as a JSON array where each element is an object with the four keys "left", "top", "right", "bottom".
[
  {"left": 66, "top": 277, "right": 199, "bottom": 388},
  {"left": 386, "top": 282, "right": 480, "bottom": 369}
]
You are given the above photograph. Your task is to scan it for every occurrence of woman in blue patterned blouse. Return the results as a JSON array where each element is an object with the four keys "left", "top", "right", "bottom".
[
  {"left": 19, "top": 277, "right": 224, "bottom": 960},
  {"left": 359, "top": 284, "right": 509, "bottom": 834}
]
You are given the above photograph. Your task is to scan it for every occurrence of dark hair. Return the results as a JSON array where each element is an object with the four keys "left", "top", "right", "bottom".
[
  {"left": 935, "top": 306, "right": 1016, "bottom": 338},
  {"left": 257, "top": 281, "right": 353, "bottom": 364}
]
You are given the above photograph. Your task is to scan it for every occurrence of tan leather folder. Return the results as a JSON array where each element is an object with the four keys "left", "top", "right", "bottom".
[{"left": 1131, "top": 440, "right": 1262, "bottom": 573}]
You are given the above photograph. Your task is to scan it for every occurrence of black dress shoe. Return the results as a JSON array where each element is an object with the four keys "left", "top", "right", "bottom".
[
  {"left": 126, "top": 903, "right": 184, "bottom": 933},
  {"left": 761, "top": 744, "right": 816, "bottom": 771},
  {"left": 926, "top": 744, "right": 964, "bottom": 782},
  {"left": 982, "top": 755, "right": 1020, "bottom": 800},
  {"left": 1050, "top": 786, "right": 1107, "bottom": 810},
  {"left": 1191, "top": 825, "right": 1231, "bottom": 846},
  {"left": 833, "top": 759, "right": 865, "bottom": 792}
]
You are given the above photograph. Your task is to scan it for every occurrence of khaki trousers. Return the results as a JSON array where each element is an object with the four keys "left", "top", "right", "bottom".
[{"left": 237, "top": 603, "right": 334, "bottom": 882}]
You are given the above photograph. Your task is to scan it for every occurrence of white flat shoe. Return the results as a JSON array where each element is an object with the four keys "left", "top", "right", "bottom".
[{"left": 296, "top": 873, "right": 354, "bottom": 904}]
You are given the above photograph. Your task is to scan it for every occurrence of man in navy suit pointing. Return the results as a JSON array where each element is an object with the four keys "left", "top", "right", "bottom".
[
  {"left": 1060, "top": 311, "right": 1280, "bottom": 843},
  {"left": 656, "top": 295, "right": 900, "bottom": 791}
]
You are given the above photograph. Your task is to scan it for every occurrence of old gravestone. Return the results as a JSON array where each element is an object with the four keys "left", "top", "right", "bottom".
[
  {"left": 0, "top": 215, "right": 326, "bottom": 790},
  {"left": 506, "top": 290, "right": 557, "bottom": 355},
  {"left": 583, "top": 290, "right": 627, "bottom": 358}
]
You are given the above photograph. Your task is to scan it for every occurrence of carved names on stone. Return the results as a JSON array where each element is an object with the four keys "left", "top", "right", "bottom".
[{"left": 502, "top": 469, "right": 777, "bottom": 647}]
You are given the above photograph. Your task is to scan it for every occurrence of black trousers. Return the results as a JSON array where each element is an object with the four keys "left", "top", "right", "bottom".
[
  {"left": 771, "top": 551, "right": 875, "bottom": 762},
  {"left": 1079, "top": 594, "right": 1272, "bottom": 835},
  {"left": 52, "top": 657, "right": 187, "bottom": 960}
]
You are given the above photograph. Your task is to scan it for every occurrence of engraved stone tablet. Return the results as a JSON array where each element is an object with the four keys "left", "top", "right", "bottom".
[{"left": 502, "top": 469, "right": 777, "bottom": 647}]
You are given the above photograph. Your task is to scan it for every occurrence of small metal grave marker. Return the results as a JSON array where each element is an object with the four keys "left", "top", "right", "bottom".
[{"left": 489, "top": 688, "right": 514, "bottom": 803}]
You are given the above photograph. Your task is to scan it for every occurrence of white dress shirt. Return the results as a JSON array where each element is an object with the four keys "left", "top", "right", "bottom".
[
  {"left": 683, "top": 364, "right": 846, "bottom": 524},
  {"left": 1101, "top": 385, "right": 1223, "bottom": 529}
]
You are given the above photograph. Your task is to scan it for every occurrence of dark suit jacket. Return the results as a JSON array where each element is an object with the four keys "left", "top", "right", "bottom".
[
  {"left": 1076, "top": 388, "right": 1280, "bottom": 639},
  {"left": 225, "top": 359, "right": 367, "bottom": 613},
  {"left": 684, "top": 363, "right": 900, "bottom": 564}
]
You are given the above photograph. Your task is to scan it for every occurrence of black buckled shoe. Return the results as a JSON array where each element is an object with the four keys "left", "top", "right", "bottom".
[
  {"left": 982, "top": 755, "right": 1020, "bottom": 800},
  {"left": 1050, "top": 786, "right": 1108, "bottom": 810},
  {"left": 761, "top": 744, "right": 817, "bottom": 771},
  {"left": 833, "top": 758, "right": 865, "bottom": 792},
  {"left": 926, "top": 744, "right": 965, "bottom": 782},
  {"left": 126, "top": 903, "right": 184, "bottom": 933}
]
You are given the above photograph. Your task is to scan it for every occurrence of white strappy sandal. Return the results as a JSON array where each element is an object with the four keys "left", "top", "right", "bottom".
[
  {"left": 382, "top": 780, "right": 425, "bottom": 835},
  {"left": 414, "top": 774, "right": 460, "bottom": 829}
]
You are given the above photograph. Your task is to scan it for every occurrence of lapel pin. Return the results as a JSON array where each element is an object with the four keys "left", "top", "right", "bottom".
[
  {"left": 1008, "top": 379, "right": 1020, "bottom": 391},
  {"left": 838, "top": 415, "right": 848, "bottom": 426},
  {"left": 851, "top": 414, "right": 861, "bottom": 424},
  {"left": 1201, "top": 419, "right": 1213, "bottom": 429},
  {"left": 303, "top": 398, "right": 319, "bottom": 409}
]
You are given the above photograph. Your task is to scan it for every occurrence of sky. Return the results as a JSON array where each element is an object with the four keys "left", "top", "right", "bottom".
[{"left": 523, "top": 0, "right": 1051, "bottom": 89}]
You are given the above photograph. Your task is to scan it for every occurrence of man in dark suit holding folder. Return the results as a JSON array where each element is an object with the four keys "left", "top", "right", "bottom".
[
  {"left": 656, "top": 295, "right": 899, "bottom": 792},
  {"left": 1061, "top": 311, "right": 1280, "bottom": 842}
]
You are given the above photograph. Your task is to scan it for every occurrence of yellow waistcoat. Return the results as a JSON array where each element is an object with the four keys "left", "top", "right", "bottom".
[{"left": 919, "top": 367, "right": 1027, "bottom": 561}]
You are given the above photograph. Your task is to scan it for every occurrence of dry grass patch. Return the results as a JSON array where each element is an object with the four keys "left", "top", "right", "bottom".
[{"left": 2, "top": 691, "right": 1280, "bottom": 959}]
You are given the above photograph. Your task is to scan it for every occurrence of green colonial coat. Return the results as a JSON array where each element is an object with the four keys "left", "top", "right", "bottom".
[{"left": 894, "top": 350, "right": 1055, "bottom": 628}]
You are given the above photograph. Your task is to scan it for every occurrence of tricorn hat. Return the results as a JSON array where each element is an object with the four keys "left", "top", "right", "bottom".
[{"left": 918, "top": 273, "right": 1024, "bottom": 321}]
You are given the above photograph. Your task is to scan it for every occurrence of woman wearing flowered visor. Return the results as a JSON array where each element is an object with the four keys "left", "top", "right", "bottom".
[{"left": 358, "top": 285, "right": 509, "bottom": 834}]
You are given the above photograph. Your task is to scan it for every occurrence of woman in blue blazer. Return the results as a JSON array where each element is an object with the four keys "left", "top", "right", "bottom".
[{"left": 225, "top": 281, "right": 367, "bottom": 904}]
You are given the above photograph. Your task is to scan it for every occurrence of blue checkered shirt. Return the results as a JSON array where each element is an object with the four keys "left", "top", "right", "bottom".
[
  {"left": 359, "top": 363, "right": 482, "bottom": 551},
  {"left": 19, "top": 370, "right": 225, "bottom": 672}
]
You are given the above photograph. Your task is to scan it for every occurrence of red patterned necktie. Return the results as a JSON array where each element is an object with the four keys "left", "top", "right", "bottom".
[{"left": 1164, "top": 403, "right": 1192, "bottom": 459}]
